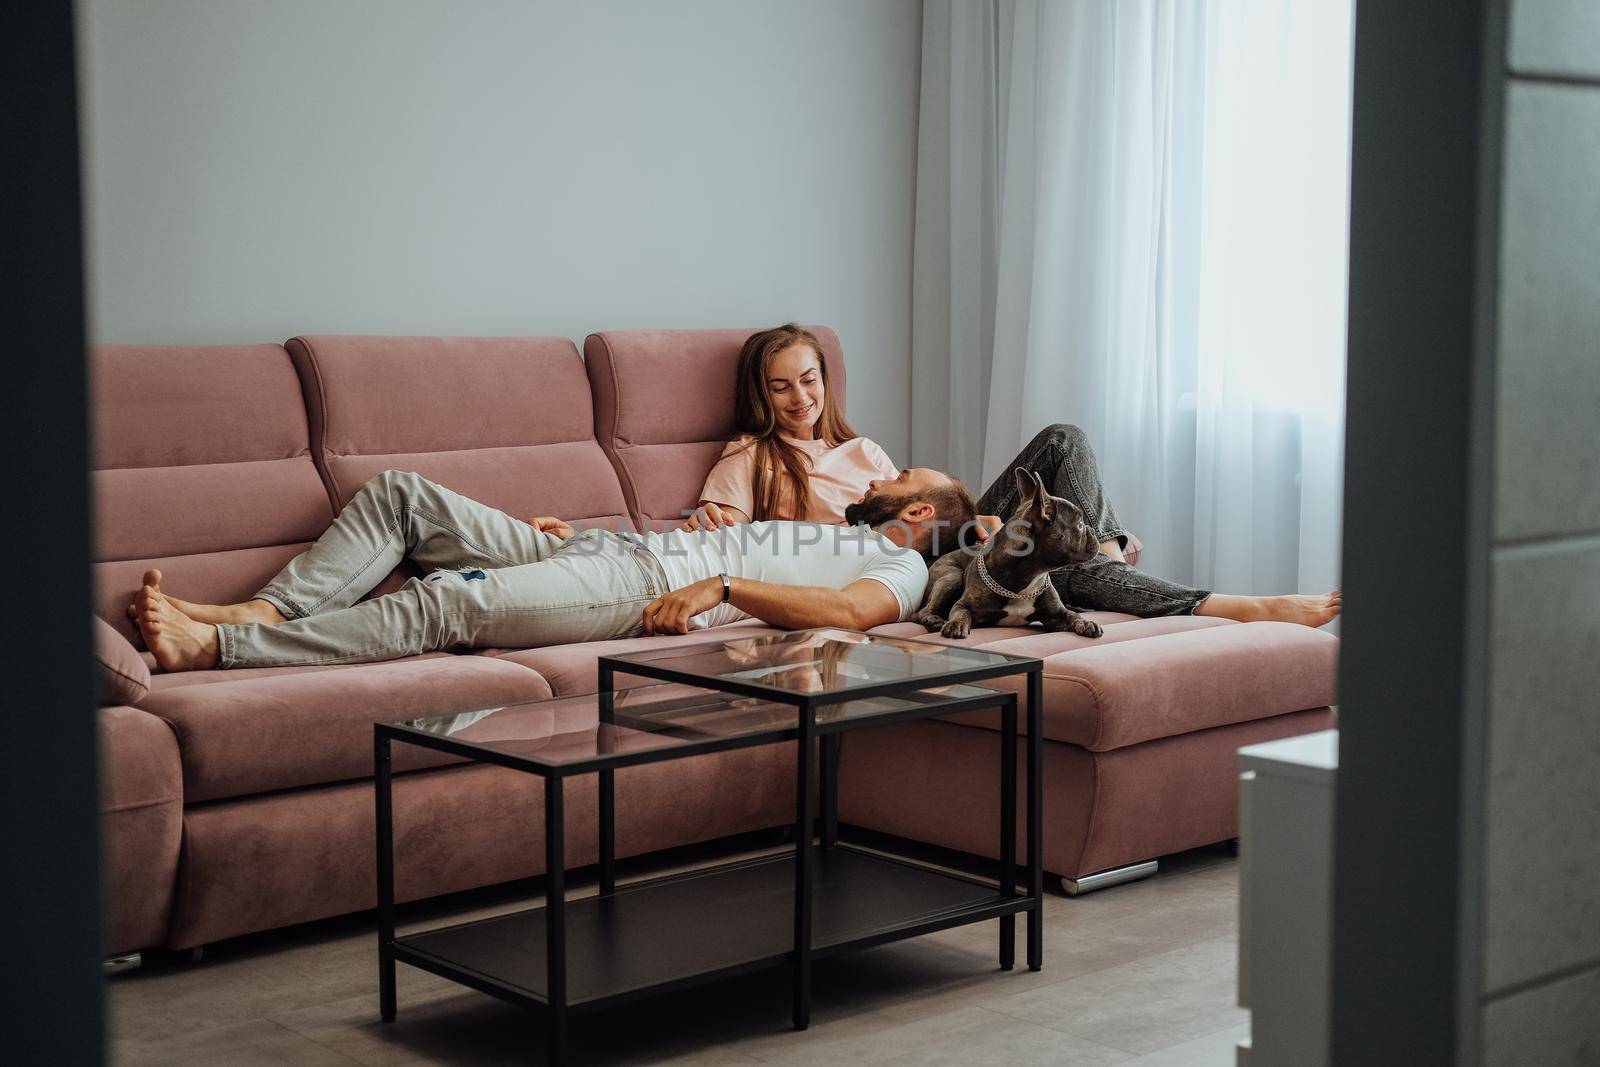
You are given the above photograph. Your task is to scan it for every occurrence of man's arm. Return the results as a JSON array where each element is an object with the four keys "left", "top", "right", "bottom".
[{"left": 641, "top": 577, "right": 902, "bottom": 635}]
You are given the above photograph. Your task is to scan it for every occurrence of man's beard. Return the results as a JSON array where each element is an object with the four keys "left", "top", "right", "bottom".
[{"left": 843, "top": 490, "right": 910, "bottom": 528}]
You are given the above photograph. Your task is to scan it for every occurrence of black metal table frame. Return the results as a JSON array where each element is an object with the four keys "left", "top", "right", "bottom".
[{"left": 374, "top": 640, "right": 1044, "bottom": 1065}]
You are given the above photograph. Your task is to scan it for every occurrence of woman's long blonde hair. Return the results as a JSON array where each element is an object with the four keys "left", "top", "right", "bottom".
[{"left": 731, "top": 324, "right": 858, "bottom": 521}]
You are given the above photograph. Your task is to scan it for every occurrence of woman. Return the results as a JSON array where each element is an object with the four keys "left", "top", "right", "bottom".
[
  {"left": 687, "top": 323, "right": 900, "bottom": 528},
  {"left": 683, "top": 323, "right": 1340, "bottom": 627}
]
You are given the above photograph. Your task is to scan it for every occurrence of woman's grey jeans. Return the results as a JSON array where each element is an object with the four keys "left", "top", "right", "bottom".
[
  {"left": 975, "top": 424, "right": 1211, "bottom": 617},
  {"left": 216, "top": 470, "right": 668, "bottom": 668}
]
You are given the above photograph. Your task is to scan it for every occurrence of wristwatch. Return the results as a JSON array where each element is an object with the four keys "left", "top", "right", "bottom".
[{"left": 720, "top": 573, "right": 732, "bottom": 602}]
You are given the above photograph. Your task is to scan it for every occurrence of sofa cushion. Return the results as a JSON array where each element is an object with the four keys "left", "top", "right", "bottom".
[
  {"left": 136, "top": 654, "right": 554, "bottom": 802},
  {"left": 584, "top": 326, "right": 846, "bottom": 529},
  {"left": 95, "top": 615, "right": 151, "bottom": 705},
  {"left": 90, "top": 345, "right": 335, "bottom": 645},
  {"left": 287, "top": 335, "right": 633, "bottom": 531},
  {"left": 483, "top": 620, "right": 783, "bottom": 695},
  {"left": 867, "top": 612, "right": 1142, "bottom": 647},
  {"left": 144, "top": 652, "right": 453, "bottom": 692},
  {"left": 164, "top": 741, "right": 797, "bottom": 950},
  {"left": 944, "top": 620, "right": 1339, "bottom": 752}
]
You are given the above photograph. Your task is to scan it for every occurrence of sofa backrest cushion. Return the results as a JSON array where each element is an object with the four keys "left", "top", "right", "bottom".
[
  {"left": 90, "top": 344, "right": 336, "bottom": 640},
  {"left": 583, "top": 326, "right": 846, "bottom": 529},
  {"left": 287, "top": 335, "right": 632, "bottom": 531}
]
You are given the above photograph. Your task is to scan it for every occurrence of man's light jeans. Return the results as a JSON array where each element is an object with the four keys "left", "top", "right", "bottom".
[{"left": 216, "top": 470, "right": 668, "bottom": 668}]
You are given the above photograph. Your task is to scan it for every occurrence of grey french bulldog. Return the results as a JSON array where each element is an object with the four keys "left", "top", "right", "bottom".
[{"left": 911, "top": 467, "right": 1105, "bottom": 640}]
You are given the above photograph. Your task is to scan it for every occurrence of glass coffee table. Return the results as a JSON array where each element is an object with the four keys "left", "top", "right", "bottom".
[{"left": 374, "top": 627, "right": 1044, "bottom": 1064}]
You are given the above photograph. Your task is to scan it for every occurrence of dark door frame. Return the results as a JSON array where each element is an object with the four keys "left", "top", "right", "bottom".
[
  {"left": 1, "top": 2, "right": 103, "bottom": 1063},
  {"left": 1333, "top": 0, "right": 1505, "bottom": 1061}
]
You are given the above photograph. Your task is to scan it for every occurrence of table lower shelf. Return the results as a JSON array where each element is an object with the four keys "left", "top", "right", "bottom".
[{"left": 393, "top": 845, "right": 1030, "bottom": 1013}]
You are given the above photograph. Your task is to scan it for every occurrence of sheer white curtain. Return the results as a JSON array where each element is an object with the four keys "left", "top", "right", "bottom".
[{"left": 912, "top": 0, "right": 1354, "bottom": 595}]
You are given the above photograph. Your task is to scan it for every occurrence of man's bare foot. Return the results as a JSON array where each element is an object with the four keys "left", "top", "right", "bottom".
[
  {"left": 125, "top": 571, "right": 284, "bottom": 626},
  {"left": 1196, "top": 589, "right": 1341, "bottom": 627},
  {"left": 133, "top": 569, "right": 221, "bottom": 671}
]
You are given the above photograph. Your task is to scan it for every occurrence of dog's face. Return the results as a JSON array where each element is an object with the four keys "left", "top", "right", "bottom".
[{"left": 1004, "top": 468, "right": 1099, "bottom": 567}]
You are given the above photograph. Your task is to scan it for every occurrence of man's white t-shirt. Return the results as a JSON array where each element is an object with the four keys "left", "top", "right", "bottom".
[{"left": 636, "top": 521, "right": 928, "bottom": 629}]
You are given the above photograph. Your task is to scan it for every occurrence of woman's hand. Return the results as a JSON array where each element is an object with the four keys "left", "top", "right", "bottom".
[
  {"left": 679, "top": 501, "right": 747, "bottom": 532},
  {"left": 641, "top": 577, "right": 724, "bottom": 635},
  {"left": 526, "top": 516, "right": 574, "bottom": 541}
]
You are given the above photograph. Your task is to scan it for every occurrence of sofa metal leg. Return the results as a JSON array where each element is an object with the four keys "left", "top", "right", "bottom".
[
  {"left": 102, "top": 952, "right": 142, "bottom": 975},
  {"left": 1061, "top": 860, "right": 1158, "bottom": 896}
]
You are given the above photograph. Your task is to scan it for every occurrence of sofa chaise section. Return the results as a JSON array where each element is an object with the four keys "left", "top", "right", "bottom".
[{"left": 840, "top": 618, "right": 1339, "bottom": 886}]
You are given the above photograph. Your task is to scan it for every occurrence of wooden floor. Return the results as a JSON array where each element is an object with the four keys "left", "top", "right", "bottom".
[{"left": 109, "top": 843, "right": 1248, "bottom": 1065}]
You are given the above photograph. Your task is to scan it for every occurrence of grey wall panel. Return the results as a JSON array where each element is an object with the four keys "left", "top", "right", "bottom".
[
  {"left": 1484, "top": 537, "right": 1600, "bottom": 993},
  {"left": 1484, "top": 963, "right": 1600, "bottom": 1065},
  {"left": 1494, "top": 83, "right": 1600, "bottom": 542},
  {"left": 1509, "top": 0, "right": 1600, "bottom": 81}
]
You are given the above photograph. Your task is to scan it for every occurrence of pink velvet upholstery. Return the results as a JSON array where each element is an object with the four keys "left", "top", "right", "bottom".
[
  {"left": 836, "top": 707, "right": 1335, "bottom": 880},
  {"left": 584, "top": 326, "right": 845, "bottom": 529},
  {"left": 100, "top": 705, "right": 182, "bottom": 955},
  {"left": 867, "top": 612, "right": 1191, "bottom": 648},
  {"left": 93, "top": 545, "right": 312, "bottom": 649},
  {"left": 144, "top": 652, "right": 453, "bottom": 691},
  {"left": 165, "top": 743, "right": 796, "bottom": 949},
  {"left": 95, "top": 616, "right": 150, "bottom": 705},
  {"left": 138, "top": 654, "right": 554, "bottom": 803},
  {"left": 940, "top": 620, "right": 1340, "bottom": 751},
  {"left": 287, "top": 335, "right": 633, "bottom": 530},
  {"left": 484, "top": 620, "right": 783, "bottom": 695},
  {"left": 90, "top": 345, "right": 335, "bottom": 645}
]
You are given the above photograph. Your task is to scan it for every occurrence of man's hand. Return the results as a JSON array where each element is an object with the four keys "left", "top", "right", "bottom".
[
  {"left": 526, "top": 516, "right": 574, "bottom": 541},
  {"left": 974, "top": 514, "right": 1003, "bottom": 542},
  {"left": 641, "top": 577, "right": 723, "bottom": 635},
  {"left": 678, "top": 502, "right": 748, "bottom": 532}
]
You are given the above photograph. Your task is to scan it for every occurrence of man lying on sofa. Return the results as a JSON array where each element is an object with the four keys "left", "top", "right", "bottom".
[{"left": 130, "top": 468, "right": 975, "bottom": 672}]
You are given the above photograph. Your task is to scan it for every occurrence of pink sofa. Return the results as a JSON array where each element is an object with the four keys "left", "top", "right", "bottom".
[{"left": 92, "top": 329, "right": 1336, "bottom": 956}]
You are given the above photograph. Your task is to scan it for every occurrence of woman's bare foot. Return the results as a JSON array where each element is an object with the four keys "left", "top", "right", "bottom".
[
  {"left": 1195, "top": 589, "right": 1341, "bottom": 627},
  {"left": 125, "top": 571, "right": 284, "bottom": 626},
  {"left": 133, "top": 569, "right": 221, "bottom": 671}
]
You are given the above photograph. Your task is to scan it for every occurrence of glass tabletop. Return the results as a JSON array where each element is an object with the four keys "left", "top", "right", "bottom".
[
  {"left": 600, "top": 627, "right": 1040, "bottom": 701},
  {"left": 389, "top": 677, "right": 1006, "bottom": 774}
]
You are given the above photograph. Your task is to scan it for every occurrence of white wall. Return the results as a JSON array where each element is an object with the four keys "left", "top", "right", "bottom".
[{"left": 77, "top": 0, "right": 921, "bottom": 459}]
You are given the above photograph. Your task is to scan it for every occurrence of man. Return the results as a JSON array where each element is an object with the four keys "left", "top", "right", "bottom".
[{"left": 131, "top": 467, "right": 978, "bottom": 672}]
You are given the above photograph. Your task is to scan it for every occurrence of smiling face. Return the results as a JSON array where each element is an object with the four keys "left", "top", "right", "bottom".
[{"left": 765, "top": 343, "right": 826, "bottom": 439}]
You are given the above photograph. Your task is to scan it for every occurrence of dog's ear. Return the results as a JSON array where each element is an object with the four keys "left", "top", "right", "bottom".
[
  {"left": 1012, "top": 467, "right": 1037, "bottom": 509},
  {"left": 1030, "top": 470, "right": 1055, "bottom": 522}
]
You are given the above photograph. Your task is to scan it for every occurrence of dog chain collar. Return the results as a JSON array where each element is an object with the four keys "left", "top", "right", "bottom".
[{"left": 975, "top": 554, "right": 1047, "bottom": 600}]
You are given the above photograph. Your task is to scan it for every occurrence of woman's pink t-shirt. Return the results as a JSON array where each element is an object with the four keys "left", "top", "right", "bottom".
[{"left": 698, "top": 434, "right": 900, "bottom": 524}]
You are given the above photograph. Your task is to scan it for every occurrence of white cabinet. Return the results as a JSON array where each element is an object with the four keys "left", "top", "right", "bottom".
[{"left": 1236, "top": 729, "right": 1338, "bottom": 1067}]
